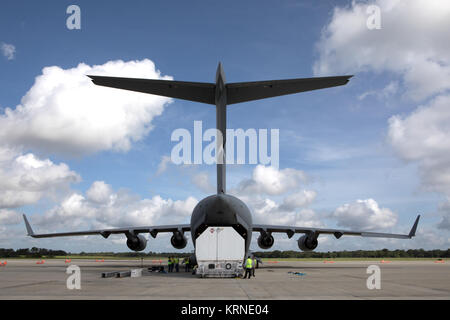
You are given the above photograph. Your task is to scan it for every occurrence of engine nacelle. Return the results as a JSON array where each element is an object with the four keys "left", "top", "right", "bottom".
[
  {"left": 171, "top": 232, "right": 187, "bottom": 249},
  {"left": 126, "top": 234, "right": 147, "bottom": 251},
  {"left": 297, "top": 234, "right": 318, "bottom": 252},
  {"left": 257, "top": 233, "right": 274, "bottom": 249}
]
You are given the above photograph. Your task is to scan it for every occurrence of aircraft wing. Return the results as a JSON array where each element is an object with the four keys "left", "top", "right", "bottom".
[
  {"left": 226, "top": 75, "right": 353, "bottom": 104},
  {"left": 87, "top": 75, "right": 216, "bottom": 105},
  {"left": 23, "top": 214, "right": 190, "bottom": 239},
  {"left": 252, "top": 215, "right": 420, "bottom": 239}
]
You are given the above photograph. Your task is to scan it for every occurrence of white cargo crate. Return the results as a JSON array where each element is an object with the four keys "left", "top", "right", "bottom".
[
  {"left": 130, "top": 268, "right": 143, "bottom": 278},
  {"left": 195, "top": 226, "right": 245, "bottom": 278}
]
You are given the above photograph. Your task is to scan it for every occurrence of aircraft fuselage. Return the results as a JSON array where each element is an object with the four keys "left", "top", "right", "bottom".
[
  {"left": 190, "top": 64, "right": 252, "bottom": 253},
  {"left": 190, "top": 194, "right": 253, "bottom": 254}
]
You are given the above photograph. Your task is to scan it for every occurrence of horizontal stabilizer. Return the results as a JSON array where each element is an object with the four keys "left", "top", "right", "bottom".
[
  {"left": 88, "top": 76, "right": 216, "bottom": 105},
  {"left": 226, "top": 75, "right": 352, "bottom": 104},
  {"left": 88, "top": 74, "right": 352, "bottom": 106}
]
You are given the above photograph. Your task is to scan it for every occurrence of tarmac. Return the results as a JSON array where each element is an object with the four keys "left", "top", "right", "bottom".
[{"left": 0, "top": 259, "right": 448, "bottom": 299}]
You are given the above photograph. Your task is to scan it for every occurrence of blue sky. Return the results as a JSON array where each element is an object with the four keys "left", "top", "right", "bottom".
[{"left": 1, "top": 0, "right": 449, "bottom": 253}]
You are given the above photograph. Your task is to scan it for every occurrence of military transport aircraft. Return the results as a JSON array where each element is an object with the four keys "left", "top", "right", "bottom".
[{"left": 23, "top": 63, "right": 420, "bottom": 254}]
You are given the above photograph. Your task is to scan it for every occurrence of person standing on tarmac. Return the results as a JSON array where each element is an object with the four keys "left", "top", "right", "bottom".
[
  {"left": 189, "top": 255, "right": 197, "bottom": 275},
  {"left": 175, "top": 256, "right": 180, "bottom": 272},
  {"left": 168, "top": 256, "right": 173, "bottom": 273},
  {"left": 184, "top": 257, "right": 190, "bottom": 272},
  {"left": 243, "top": 256, "right": 253, "bottom": 279},
  {"left": 252, "top": 256, "right": 257, "bottom": 278}
]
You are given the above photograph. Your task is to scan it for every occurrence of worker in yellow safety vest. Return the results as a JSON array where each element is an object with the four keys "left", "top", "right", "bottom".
[
  {"left": 243, "top": 256, "right": 253, "bottom": 279},
  {"left": 183, "top": 257, "right": 190, "bottom": 272}
]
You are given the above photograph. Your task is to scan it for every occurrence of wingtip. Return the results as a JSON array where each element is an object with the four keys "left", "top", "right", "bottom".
[
  {"left": 409, "top": 215, "right": 420, "bottom": 238},
  {"left": 23, "top": 214, "right": 35, "bottom": 237},
  {"left": 87, "top": 75, "right": 103, "bottom": 86}
]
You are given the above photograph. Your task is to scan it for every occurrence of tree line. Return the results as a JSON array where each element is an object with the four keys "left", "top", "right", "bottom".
[
  {"left": 252, "top": 248, "right": 450, "bottom": 258},
  {"left": 1, "top": 247, "right": 449, "bottom": 258},
  {"left": 0, "top": 247, "right": 67, "bottom": 258}
]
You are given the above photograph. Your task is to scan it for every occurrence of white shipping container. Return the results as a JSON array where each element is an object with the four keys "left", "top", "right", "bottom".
[{"left": 195, "top": 227, "right": 245, "bottom": 277}]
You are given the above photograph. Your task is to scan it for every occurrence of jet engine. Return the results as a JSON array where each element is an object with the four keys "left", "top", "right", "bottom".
[
  {"left": 126, "top": 234, "right": 147, "bottom": 251},
  {"left": 257, "top": 233, "right": 274, "bottom": 249},
  {"left": 297, "top": 234, "right": 318, "bottom": 252},
  {"left": 171, "top": 232, "right": 187, "bottom": 249}
]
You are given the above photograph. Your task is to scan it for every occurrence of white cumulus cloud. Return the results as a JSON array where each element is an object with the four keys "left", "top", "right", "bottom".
[
  {"left": 314, "top": 0, "right": 450, "bottom": 101},
  {"left": 0, "top": 147, "right": 80, "bottom": 208},
  {"left": 228, "top": 165, "right": 320, "bottom": 227},
  {"left": 0, "top": 59, "right": 173, "bottom": 155},
  {"left": 86, "top": 181, "right": 115, "bottom": 204},
  {"left": 437, "top": 199, "right": 450, "bottom": 230},
  {"left": 279, "top": 190, "right": 317, "bottom": 211},
  {"left": 315, "top": 0, "right": 450, "bottom": 231},
  {"left": 1, "top": 42, "right": 15, "bottom": 60},
  {"left": 388, "top": 94, "right": 450, "bottom": 230},
  {"left": 33, "top": 181, "right": 198, "bottom": 232},
  {"left": 234, "top": 165, "right": 307, "bottom": 196},
  {"left": 191, "top": 171, "right": 215, "bottom": 194},
  {"left": 155, "top": 155, "right": 172, "bottom": 176},
  {"left": 333, "top": 198, "right": 398, "bottom": 230},
  {"left": 388, "top": 95, "right": 450, "bottom": 194},
  {"left": 0, "top": 209, "right": 21, "bottom": 225},
  {"left": 250, "top": 196, "right": 323, "bottom": 227}
]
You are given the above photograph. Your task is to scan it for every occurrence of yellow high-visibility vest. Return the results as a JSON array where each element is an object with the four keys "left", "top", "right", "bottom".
[{"left": 245, "top": 258, "right": 253, "bottom": 268}]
